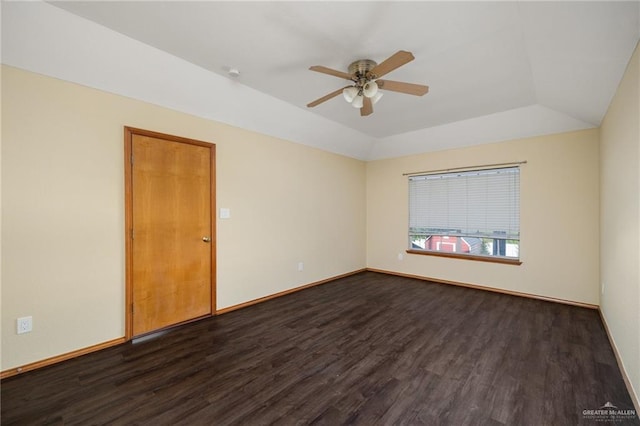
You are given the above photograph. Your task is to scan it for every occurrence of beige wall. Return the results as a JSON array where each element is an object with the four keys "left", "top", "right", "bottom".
[
  {"left": 1, "top": 66, "right": 366, "bottom": 370},
  {"left": 600, "top": 42, "right": 639, "bottom": 406},
  {"left": 367, "top": 129, "right": 600, "bottom": 305}
]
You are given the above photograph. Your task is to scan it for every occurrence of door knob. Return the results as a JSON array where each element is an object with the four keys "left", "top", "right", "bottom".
[{"left": 202, "top": 237, "right": 211, "bottom": 243}]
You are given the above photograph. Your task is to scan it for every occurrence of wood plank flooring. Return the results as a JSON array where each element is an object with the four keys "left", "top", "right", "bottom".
[{"left": 2, "top": 272, "right": 638, "bottom": 425}]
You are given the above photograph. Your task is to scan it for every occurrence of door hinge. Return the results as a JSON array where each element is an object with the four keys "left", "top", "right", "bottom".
[
  {"left": 130, "top": 154, "right": 134, "bottom": 165},
  {"left": 131, "top": 229, "right": 134, "bottom": 240}
]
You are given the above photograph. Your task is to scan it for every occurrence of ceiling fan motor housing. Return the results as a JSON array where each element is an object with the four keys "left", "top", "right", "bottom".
[{"left": 348, "top": 59, "right": 378, "bottom": 79}]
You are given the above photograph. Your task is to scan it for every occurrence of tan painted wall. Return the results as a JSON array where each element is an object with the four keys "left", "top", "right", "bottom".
[
  {"left": 1, "top": 66, "right": 366, "bottom": 370},
  {"left": 600, "top": 42, "right": 640, "bottom": 406},
  {"left": 367, "top": 129, "right": 600, "bottom": 305}
]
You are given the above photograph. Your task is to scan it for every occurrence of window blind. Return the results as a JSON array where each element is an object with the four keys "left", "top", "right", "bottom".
[{"left": 408, "top": 166, "right": 520, "bottom": 240}]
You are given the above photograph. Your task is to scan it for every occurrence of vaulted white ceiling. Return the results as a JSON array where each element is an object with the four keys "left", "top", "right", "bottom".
[{"left": 2, "top": 1, "right": 639, "bottom": 160}]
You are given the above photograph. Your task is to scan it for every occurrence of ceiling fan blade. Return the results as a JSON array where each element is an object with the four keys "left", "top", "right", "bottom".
[
  {"left": 307, "top": 86, "right": 350, "bottom": 108},
  {"left": 367, "top": 50, "right": 415, "bottom": 79},
  {"left": 361, "top": 97, "right": 373, "bottom": 116},
  {"left": 309, "top": 66, "right": 353, "bottom": 80},
  {"left": 377, "top": 79, "right": 429, "bottom": 96}
]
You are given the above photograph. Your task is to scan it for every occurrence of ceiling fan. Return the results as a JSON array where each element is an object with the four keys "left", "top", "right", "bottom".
[{"left": 307, "top": 50, "right": 429, "bottom": 117}]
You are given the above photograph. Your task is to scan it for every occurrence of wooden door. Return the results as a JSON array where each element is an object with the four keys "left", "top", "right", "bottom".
[{"left": 125, "top": 127, "right": 215, "bottom": 338}]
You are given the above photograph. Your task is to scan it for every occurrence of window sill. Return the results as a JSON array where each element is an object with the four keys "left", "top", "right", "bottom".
[{"left": 406, "top": 249, "right": 522, "bottom": 266}]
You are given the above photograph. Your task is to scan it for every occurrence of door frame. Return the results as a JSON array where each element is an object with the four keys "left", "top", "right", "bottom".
[{"left": 124, "top": 126, "right": 216, "bottom": 340}]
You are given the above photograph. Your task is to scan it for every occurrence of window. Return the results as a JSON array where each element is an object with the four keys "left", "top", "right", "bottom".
[{"left": 408, "top": 166, "right": 520, "bottom": 263}]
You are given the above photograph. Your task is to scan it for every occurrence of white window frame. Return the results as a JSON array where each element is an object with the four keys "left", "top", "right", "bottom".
[{"left": 407, "top": 166, "right": 521, "bottom": 265}]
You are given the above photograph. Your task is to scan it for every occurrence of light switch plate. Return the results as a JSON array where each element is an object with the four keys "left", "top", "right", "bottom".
[{"left": 219, "top": 208, "right": 231, "bottom": 219}]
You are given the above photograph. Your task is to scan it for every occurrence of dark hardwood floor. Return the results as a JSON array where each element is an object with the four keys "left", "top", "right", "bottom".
[{"left": 2, "top": 272, "right": 638, "bottom": 425}]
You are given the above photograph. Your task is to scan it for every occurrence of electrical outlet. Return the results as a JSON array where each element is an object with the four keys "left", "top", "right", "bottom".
[
  {"left": 298, "top": 262, "right": 304, "bottom": 272},
  {"left": 398, "top": 253, "right": 404, "bottom": 261},
  {"left": 17, "top": 316, "right": 32, "bottom": 334}
]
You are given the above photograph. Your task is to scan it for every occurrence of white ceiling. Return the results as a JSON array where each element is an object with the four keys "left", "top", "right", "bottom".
[{"left": 3, "top": 1, "right": 640, "bottom": 160}]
